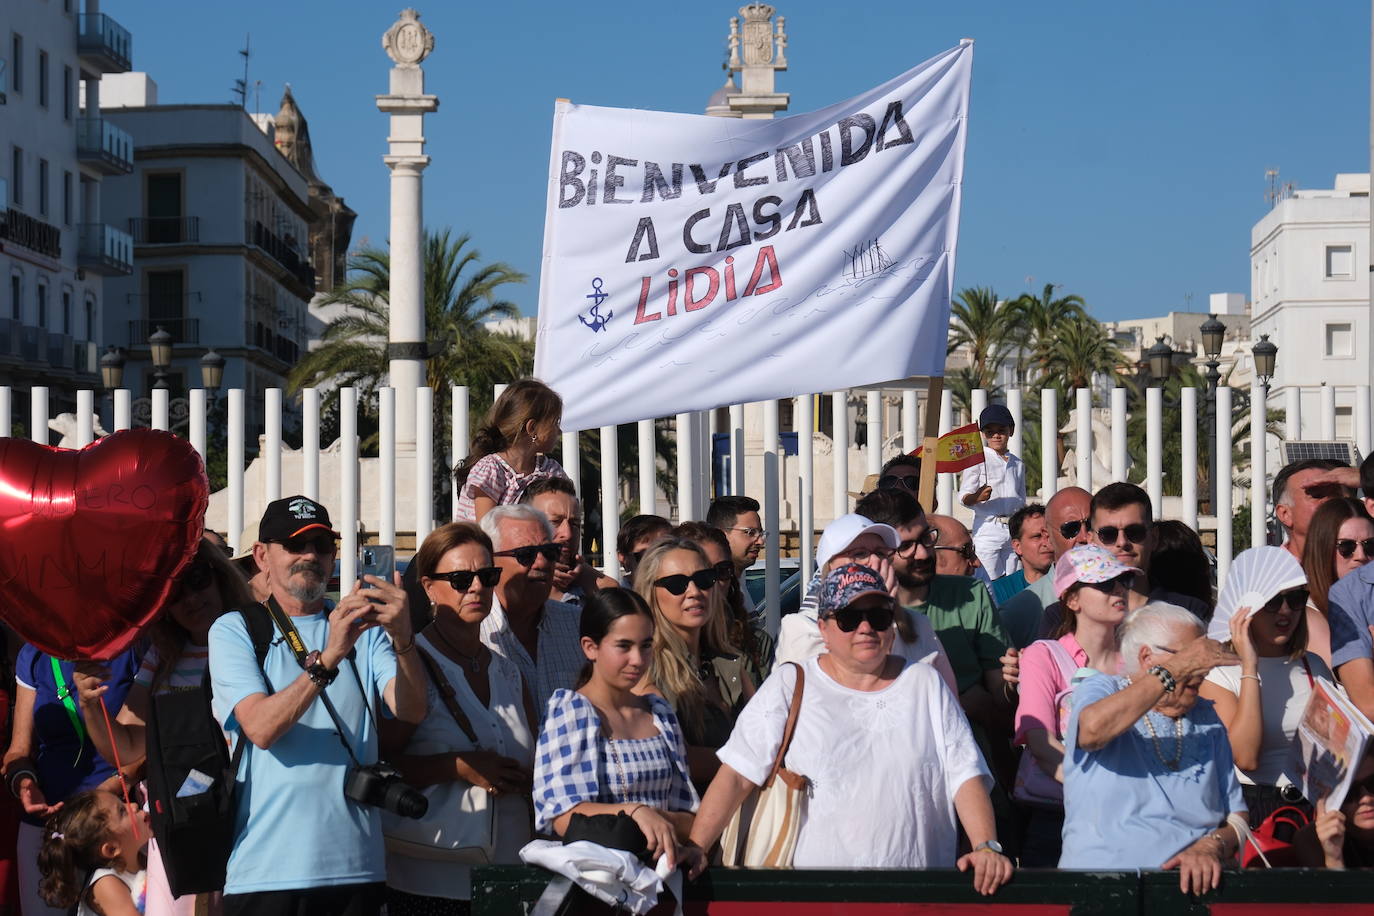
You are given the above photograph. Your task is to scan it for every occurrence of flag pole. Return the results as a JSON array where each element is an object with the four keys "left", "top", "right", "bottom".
[{"left": 918, "top": 376, "right": 943, "bottom": 511}]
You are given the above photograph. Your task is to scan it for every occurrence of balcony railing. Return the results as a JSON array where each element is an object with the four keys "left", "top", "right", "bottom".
[
  {"left": 46, "top": 334, "right": 74, "bottom": 371},
  {"left": 76, "top": 118, "right": 134, "bottom": 174},
  {"left": 245, "top": 220, "right": 316, "bottom": 290},
  {"left": 77, "top": 14, "right": 132, "bottom": 73},
  {"left": 0, "top": 208, "right": 62, "bottom": 259},
  {"left": 19, "top": 325, "right": 46, "bottom": 363},
  {"left": 77, "top": 223, "right": 133, "bottom": 276},
  {"left": 127, "top": 317, "right": 201, "bottom": 347},
  {"left": 129, "top": 216, "right": 199, "bottom": 244}
]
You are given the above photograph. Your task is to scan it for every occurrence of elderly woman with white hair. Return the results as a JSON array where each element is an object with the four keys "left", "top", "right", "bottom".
[{"left": 1061, "top": 602, "right": 1246, "bottom": 894}]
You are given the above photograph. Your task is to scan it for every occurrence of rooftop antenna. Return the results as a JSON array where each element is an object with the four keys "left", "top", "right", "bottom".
[
  {"left": 232, "top": 34, "right": 250, "bottom": 108},
  {"left": 253, "top": 79, "right": 262, "bottom": 118},
  {"left": 1264, "top": 168, "right": 1295, "bottom": 209}
]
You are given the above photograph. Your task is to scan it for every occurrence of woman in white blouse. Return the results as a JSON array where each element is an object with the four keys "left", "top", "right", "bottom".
[
  {"left": 684, "top": 564, "right": 1013, "bottom": 896},
  {"left": 381, "top": 522, "right": 536, "bottom": 916}
]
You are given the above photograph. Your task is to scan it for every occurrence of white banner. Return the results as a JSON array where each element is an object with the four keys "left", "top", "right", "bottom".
[{"left": 534, "top": 42, "right": 973, "bottom": 431}]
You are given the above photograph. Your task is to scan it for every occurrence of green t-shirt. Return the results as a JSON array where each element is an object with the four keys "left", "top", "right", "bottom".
[{"left": 911, "top": 575, "right": 1009, "bottom": 694}]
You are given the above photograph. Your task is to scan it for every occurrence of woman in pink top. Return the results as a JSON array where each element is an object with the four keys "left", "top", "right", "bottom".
[
  {"left": 453, "top": 379, "right": 569, "bottom": 522},
  {"left": 1013, "top": 544, "right": 1138, "bottom": 865}
]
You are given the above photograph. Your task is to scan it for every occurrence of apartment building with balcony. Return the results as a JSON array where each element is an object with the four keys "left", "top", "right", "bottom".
[
  {"left": 1, "top": 0, "right": 133, "bottom": 424},
  {"left": 100, "top": 74, "right": 317, "bottom": 433}
]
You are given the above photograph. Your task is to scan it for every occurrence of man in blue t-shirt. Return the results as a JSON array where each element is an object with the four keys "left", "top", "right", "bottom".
[{"left": 210, "top": 496, "right": 426, "bottom": 916}]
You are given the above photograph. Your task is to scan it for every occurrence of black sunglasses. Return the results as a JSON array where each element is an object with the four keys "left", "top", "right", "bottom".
[
  {"left": 1260, "top": 588, "right": 1309, "bottom": 613},
  {"left": 172, "top": 559, "right": 214, "bottom": 598},
  {"left": 1082, "top": 573, "right": 1135, "bottom": 594},
  {"left": 1346, "top": 771, "right": 1374, "bottom": 802},
  {"left": 896, "top": 528, "right": 939, "bottom": 556},
  {"left": 1095, "top": 524, "right": 1150, "bottom": 546},
  {"left": 654, "top": 570, "right": 718, "bottom": 595},
  {"left": 712, "top": 560, "right": 736, "bottom": 584},
  {"left": 1058, "top": 518, "right": 1091, "bottom": 540},
  {"left": 826, "top": 603, "right": 896, "bottom": 633},
  {"left": 494, "top": 543, "right": 562, "bottom": 567},
  {"left": 1336, "top": 538, "right": 1374, "bottom": 560},
  {"left": 429, "top": 567, "right": 502, "bottom": 590},
  {"left": 933, "top": 543, "right": 975, "bottom": 560},
  {"left": 878, "top": 474, "right": 920, "bottom": 492},
  {"left": 282, "top": 535, "right": 337, "bottom": 555}
]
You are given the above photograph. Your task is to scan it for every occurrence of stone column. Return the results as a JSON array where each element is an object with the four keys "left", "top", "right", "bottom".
[{"left": 377, "top": 9, "right": 438, "bottom": 450}]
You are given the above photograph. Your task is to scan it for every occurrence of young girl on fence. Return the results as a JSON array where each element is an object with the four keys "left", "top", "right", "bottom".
[
  {"left": 453, "top": 379, "right": 569, "bottom": 522},
  {"left": 38, "top": 790, "right": 148, "bottom": 916}
]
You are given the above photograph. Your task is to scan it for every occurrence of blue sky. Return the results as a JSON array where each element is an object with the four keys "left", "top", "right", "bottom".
[{"left": 114, "top": 0, "right": 1371, "bottom": 322}]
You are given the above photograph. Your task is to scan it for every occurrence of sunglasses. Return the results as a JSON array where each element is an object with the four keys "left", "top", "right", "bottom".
[
  {"left": 1260, "top": 588, "right": 1309, "bottom": 613},
  {"left": 429, "top": 567, "right": 502, "bottom": 590},
  {"left": 1058, "top": 518, "right": 1091, "bottom": 540},
  {"left": 171, "top": 560, "right": 214, "bottom": 599},
  {"left": 654, "top": 570, "right": 718, "bottom": 595},
  {"left": 1082, "top": 573, "right": 1135, "bottom": 594},
  {"left": 282, "top": 535, "right": 337, "bottom": 555},
  {"left": 1346, "top": 772, "right": 1374, "bottom": 802},
  {"left": 896, "top": 528, "right": 940, "bottom": 557},
  {"left": 1336, "top": 538, "right": 1374, "bottom": 560},
  {"left": 1095, "top": 524, "right": 1150, "bottom": 546},
  {"left": 825, "top": 603, "right": 896, "bottom": 633},
  {"left": 494, "top": 543, "right": 562, "bottom": 567},
  {"left": 713, "top": 560, "right": 736, "bottom": 584},
  {"left": 878, "top": 474, "right": 920, "bottom": 492},
  {"left": 933, "top": 543, "right": 975, "bottom": 560}
]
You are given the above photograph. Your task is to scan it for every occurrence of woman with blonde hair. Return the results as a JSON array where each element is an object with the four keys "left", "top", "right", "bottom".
[
  {"left": 633, "top": 538, "right": 754, "bottom": 789},
  {"left": 1301, "top": 497, "right": 1374, "bottom": 665},
  {"left": 453, "top": 379, "right": 567, "bottom": 522}
]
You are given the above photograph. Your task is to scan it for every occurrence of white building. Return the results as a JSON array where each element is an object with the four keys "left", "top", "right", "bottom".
[
  {"left": 1251, "top": 172, "right": 1369, "bottom": 441},
  {"left": 99, "top": 75, "right": 316, "bottom": 433},
  {"left": 1, "top": 0, "right": 133, "bottom": 424}
]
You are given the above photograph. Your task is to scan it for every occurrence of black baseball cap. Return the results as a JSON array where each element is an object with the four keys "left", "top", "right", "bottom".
[
  {"left": 259, "top": 496, "right": 340, "bottom": 543},
  {"left": 979, "top": 404, "right": 1015, "bottom": 431}
]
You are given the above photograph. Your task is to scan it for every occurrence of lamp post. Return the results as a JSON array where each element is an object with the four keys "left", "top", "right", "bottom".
[
  {"left": 98, "top": 345, "right": 126, "bottom": 392},
  {"left": 199, "top": 347, "right": 225, "bottom": 409},
  {"left": 1253, "top": 334, "right": 1278, "bottom": 387},
  {"left": 1200, "top": 316, "right": 1226, "bottom": 515},
  {"left": 148, "top": 326, "right": 173, "bottom": 390},
  {"left": 1147, "top": 335, "right": 1175, "bottom": 385}
]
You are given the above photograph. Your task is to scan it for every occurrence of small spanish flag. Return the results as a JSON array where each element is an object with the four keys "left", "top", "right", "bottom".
[{"left": 914, "top": 422, "right": 986, "bottom": 473}]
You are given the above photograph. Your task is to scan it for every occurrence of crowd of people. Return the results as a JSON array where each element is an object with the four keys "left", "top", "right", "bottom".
[{"left": 8, "top": 383, "right": 1374, "bottom": 914}]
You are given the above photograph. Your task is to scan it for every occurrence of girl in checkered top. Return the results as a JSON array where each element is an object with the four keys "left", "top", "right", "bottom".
[{"left": 532, "top": 589, "right": 699, "bottom": 867}]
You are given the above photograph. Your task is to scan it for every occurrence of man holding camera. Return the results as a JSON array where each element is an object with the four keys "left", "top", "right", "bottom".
[{"left": 209, "top": 496, "right": 427, "bottom": 916}]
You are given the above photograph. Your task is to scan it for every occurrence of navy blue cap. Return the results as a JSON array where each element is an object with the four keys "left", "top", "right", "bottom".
[{"left": 979, "top": 404, "right": 1015, "bottom": 431}]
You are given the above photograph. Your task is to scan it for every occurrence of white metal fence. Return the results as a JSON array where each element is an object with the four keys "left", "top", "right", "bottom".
[{"left": 7, "top": 381, "right": 1371, "bottom": 637}]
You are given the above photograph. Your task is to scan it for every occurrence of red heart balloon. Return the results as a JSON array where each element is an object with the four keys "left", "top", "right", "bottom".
[{"left": 0, "top": 428, "right": 208, "bottom": 660}]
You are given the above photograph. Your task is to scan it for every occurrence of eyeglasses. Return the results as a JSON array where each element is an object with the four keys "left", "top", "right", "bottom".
[
  {"left": 843, "top": 546, "right": 895, "bottom": 564},
  {"left": 654, "top": 570, "right": 718, "bottom": 595},
  {"left": 171, "top": 560, "right": 214, "bottom": 599},
  {"left": 493, "top": 543, "right": 562, "bottom": 567},
  {"left": 1082, "top": 573, "right": 1135, "bottom": 594},
  {"left": 1094, "top": 523, "right": 1150, "bottom": 546},
  {"left": 825, "top": 603, "right": 896, "bottom": 633},
  {"left": 727, "top": 526, "right": 768, "bottom": 541},
  {"left": 1260, "top": 588, "right": 1309, "bottom": 613},
  {"left": 896, "top": 528, "right": 940, "bottom": 557},
  {"left": 933, "top": 543, "right": 976, "bottom": 560},
  {"left": 1336, "top": 538, "right": 1374, "bottom": 560},
  {"left": 1150, "top": 645, "right": 1179, "bottom": 655},
  {"left": 429, "top": 567, "right": 502, "bottom": 590},
  {"left": 878, "top": 474, "right": 920, "bottom": 492},
  {"left": 1058, "top": 518, "right": 1091, "bottom": 540},
  {"left": 712, "top": 560, "right": 736, "bottom": 584}
]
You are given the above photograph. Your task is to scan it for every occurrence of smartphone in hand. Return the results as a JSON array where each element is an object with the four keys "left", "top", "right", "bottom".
[{"left": 359, "top": 545, "right": 395, "bottom": 591}]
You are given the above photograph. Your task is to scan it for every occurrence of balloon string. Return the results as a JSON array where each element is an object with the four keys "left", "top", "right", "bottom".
[{"left": 99, "top": 697, "right": 141, "bottom": 844}]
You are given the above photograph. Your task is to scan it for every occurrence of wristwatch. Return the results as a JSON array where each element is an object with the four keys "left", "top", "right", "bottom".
[
  {"left": 303, "top": 650, "right": 338, "bottom": 688},
  {"left": 972, "top": 840, "right": 1004, "bottom": 855}
]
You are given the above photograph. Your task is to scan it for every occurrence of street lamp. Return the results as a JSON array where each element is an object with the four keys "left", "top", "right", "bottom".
[
  {"left": 1147, "top": 336, "right": 1174, "bottom": 385},
  {"left": 1253, "top": 334, "right": 1278, "bottom": 386},
  {"left": 99, "top": 345, "right": 126, "bottom": 391},
  {"left": 200, "top": 348, "right": 225, "bottom": 413},
  {"left": 148, "top": 326, "right": 173, "bottom": 390},
  {"left": 1200, "top": 317, "right": 1227, "bottom": 516}
]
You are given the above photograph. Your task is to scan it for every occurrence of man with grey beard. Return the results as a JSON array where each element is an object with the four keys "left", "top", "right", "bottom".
[{"left": 209, "top": 496, "right": 426, "bottom": 915}]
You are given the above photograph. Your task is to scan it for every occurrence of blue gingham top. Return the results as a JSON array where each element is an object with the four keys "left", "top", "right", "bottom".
[{"left": 533, "top": 689, "right": 699, "bottom": 832}]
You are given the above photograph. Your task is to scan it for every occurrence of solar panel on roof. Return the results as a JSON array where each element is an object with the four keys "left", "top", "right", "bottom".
[{"left": 1281, "top": 441, "right": 1362, "bottom": 466}]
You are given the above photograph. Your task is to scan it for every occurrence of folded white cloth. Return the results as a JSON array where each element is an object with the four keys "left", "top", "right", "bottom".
[{"left": 520, "top": 839, "right": 682, "bottom": 915}]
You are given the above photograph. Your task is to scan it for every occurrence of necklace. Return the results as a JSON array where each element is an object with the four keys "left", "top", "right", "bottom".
[
  {"left": 428, "top": 623, "right": 486, "bottom": 673},
  {"left": 1142, "top": 711, "right": 1184, "bottom": 770}
]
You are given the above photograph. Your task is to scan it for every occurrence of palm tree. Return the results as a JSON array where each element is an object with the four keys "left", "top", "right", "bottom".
[
  {"left": 290, "top": 228, "right": 532, "bottom": 512},
  {"left": 1010, "top": 283, "right": 1089, "bottom": 381},
  {"left": 947, "top": 287, "right": 1015, "bottom": 419}
]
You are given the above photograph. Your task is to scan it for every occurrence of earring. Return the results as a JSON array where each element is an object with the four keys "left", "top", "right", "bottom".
[{"left": 530, "top": 433, "right": 538, "bottom": 443}]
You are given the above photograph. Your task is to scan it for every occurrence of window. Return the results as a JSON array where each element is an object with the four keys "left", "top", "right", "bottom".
[
  {"left": 10, "top": 34, "right": 21, "bottom": 94},
  {"left": 84, "top": 296, "right": 95, "bottom": 340},
  {"left": 37, "top": 50, "right": 47, "bottom": 108},
  {"left": 1337, "top": 406, "right": 1354, "bottom": 441},
  {"left": 62, "top": 171, "right": 71, "bottom": 224},
  {"left": 9, "top": 275, "right": 19, "bottom": 321},
  {"left": 61, "top": 290, "right": 71, "bottom": 334},
  {"left": 36, "top": 283, "right": 46, "bottom": 328},
  {"left": 37, "top": 159, "right": 47, "bottom": 216},
  {"left": 62, "top": 66, "right": 72, "bottom": 120},
  {"left": 145, "top": 173, "right": 183, "bottom": 241},
  {"left": 10, "top": 146, "right": 20, "bottom": 206},
  {"left": 1326, "top": 245, "right": 1354, "bottom": 279},
  {"left": 1326, "top": 322, "right": 1354, "bottom": 358},
  {"left": 146, "top": 269, "right": 185, "bottom": 336}
]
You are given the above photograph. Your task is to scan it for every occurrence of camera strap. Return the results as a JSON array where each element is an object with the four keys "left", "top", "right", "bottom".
[{"left": 261, "top": 597, "right": 365, "bottom": 769}]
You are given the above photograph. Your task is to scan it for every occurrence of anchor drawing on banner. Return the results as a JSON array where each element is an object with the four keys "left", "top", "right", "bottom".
[{"left": 579, "top": 278, "right": 613, "bottom": 332}]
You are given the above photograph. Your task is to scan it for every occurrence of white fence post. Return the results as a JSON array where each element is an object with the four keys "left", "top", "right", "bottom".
[
  {"left": 763, "top": 399, "right": 781, "bottom": 638},
  {"left": 30, "top": 387, "right": 48, "bottom": 444},
  {"left": 866, "top": 390, "right": 882, "bottom": 475},
  {"left": 902, "top": 390, "right": 918, "bottom": 454},
  {"left": 601, "top": 424, "right": 620, "bottom": 579},
  {"left": 114, "top": 389, "right": 131, "bottom": 432},
  {"left": 1321, "top": 385, "right": 1337, "bottom": 441},
  {"left": 1146, "top": 387, "right": 1163, "bottom": 518},
  {"left": 416, "top": 386, "right": 433, "bottom": 542},
  {"left": 638, "top": 419, "right": 656, "bottom": 514},
  {"left": 188, "top": 389, "right": 205, "bottom": 458},
  {"left": 1358, "top": 385, "right": 1373, "bottom": 457},
  {"left": 227, "top": 389, "right": 244, "bottom": 554},
  {"left": 1076, "top": 388, "right": 1092, "bottom": 491},
  {"left": 971, "top": 388, "right": 988, "bottom": 429},
  {"left": 561, "top": 430, "right": 581, "bottom": 501},
  {"left": 340, "top": 387, "right": 359, "bottom": 588},
  {"left": 1286, "top": 387, "right": 1302, "bottom": 441},
  {"left": 379, "top": 388, "right": 396, "bottom": 549},
  {"left": 1252, "top": 383, "right": 1268, "bottom": 549},
  {"left": 1216, "top": 386, "right": 1234, "bottom": 581},
  {"left": 303, "top": 388, "right": 320, "bottom": 502},
  {"left": 676, "top": 412, "right": 695, "bottom": 523},
  {"left": 1040, "top": 388, "right": 1058, "bottom": 503},
  {"left": 1111, "top": 387, "right": 1128, "bottom": 482},
  {"left": 0, "top": 387, "right": 10, "bottom": 437},
  {"left": 832, "top": 391, "right": 849, "bottom": 518},
  {"left": 938, "top": 387, "right": 954, "bottom": 513},
  {"left": 77, "top": 390, "right": 96, "bottom": 448},
  {"left": 1181, "top": 387, "right": 1198, "bottom": 531},
  {"left": 451, "top": 386, "right": 469, "bottom": 519},
  {"left": 1007, "top": 388, "right": 1023, "bottom": 459},
  {"left": 151, "top": 389, "right": 168, "bottom": 432},
  {"left": 799, "top": 394, "right": 815, "bottom": 582},
  {"left": 264, "top": 388, "right": 282, "bottom": 502}
]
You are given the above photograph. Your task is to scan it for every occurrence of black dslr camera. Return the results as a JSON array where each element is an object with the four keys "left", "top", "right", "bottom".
[{"left": 344, "top": 763, "right": 428, "bottom": 819}]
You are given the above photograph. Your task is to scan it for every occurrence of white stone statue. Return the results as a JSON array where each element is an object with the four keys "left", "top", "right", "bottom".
[
  {"left": 1059, "top": 406, "right": 1126, "bottom": 486},
  {"left": 49, "top": 413, "right": 109, "bottom": 449}
]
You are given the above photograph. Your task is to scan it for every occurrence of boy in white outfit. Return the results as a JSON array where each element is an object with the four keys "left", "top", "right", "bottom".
[{"left": 958, "top": 404, "right": 1026, "bottom": 578}]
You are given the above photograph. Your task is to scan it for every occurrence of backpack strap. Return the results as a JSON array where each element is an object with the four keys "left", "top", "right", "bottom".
[
  {"left": 227, "top": 604, "right": 279, "bottom": 776},
  {"left": 1040, "top": 638, "right": 1080, "bottom": 685}
]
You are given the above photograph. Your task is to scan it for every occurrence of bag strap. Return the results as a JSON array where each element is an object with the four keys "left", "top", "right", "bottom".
[
  {"left": 416, "top": 646, "right": 480, "bottom": 745},
  {"left": 1041, "top": 639, "right": 1081, "bottom": 684},
  {"left": 762, "top": 662, "right": 804, "bottom": 789},
  {"left": 49, "top": 657, "right": 87, "bottom": 759},
  {"left": 1302, "top": 656, "right": 1314, "bottom": 688}
]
